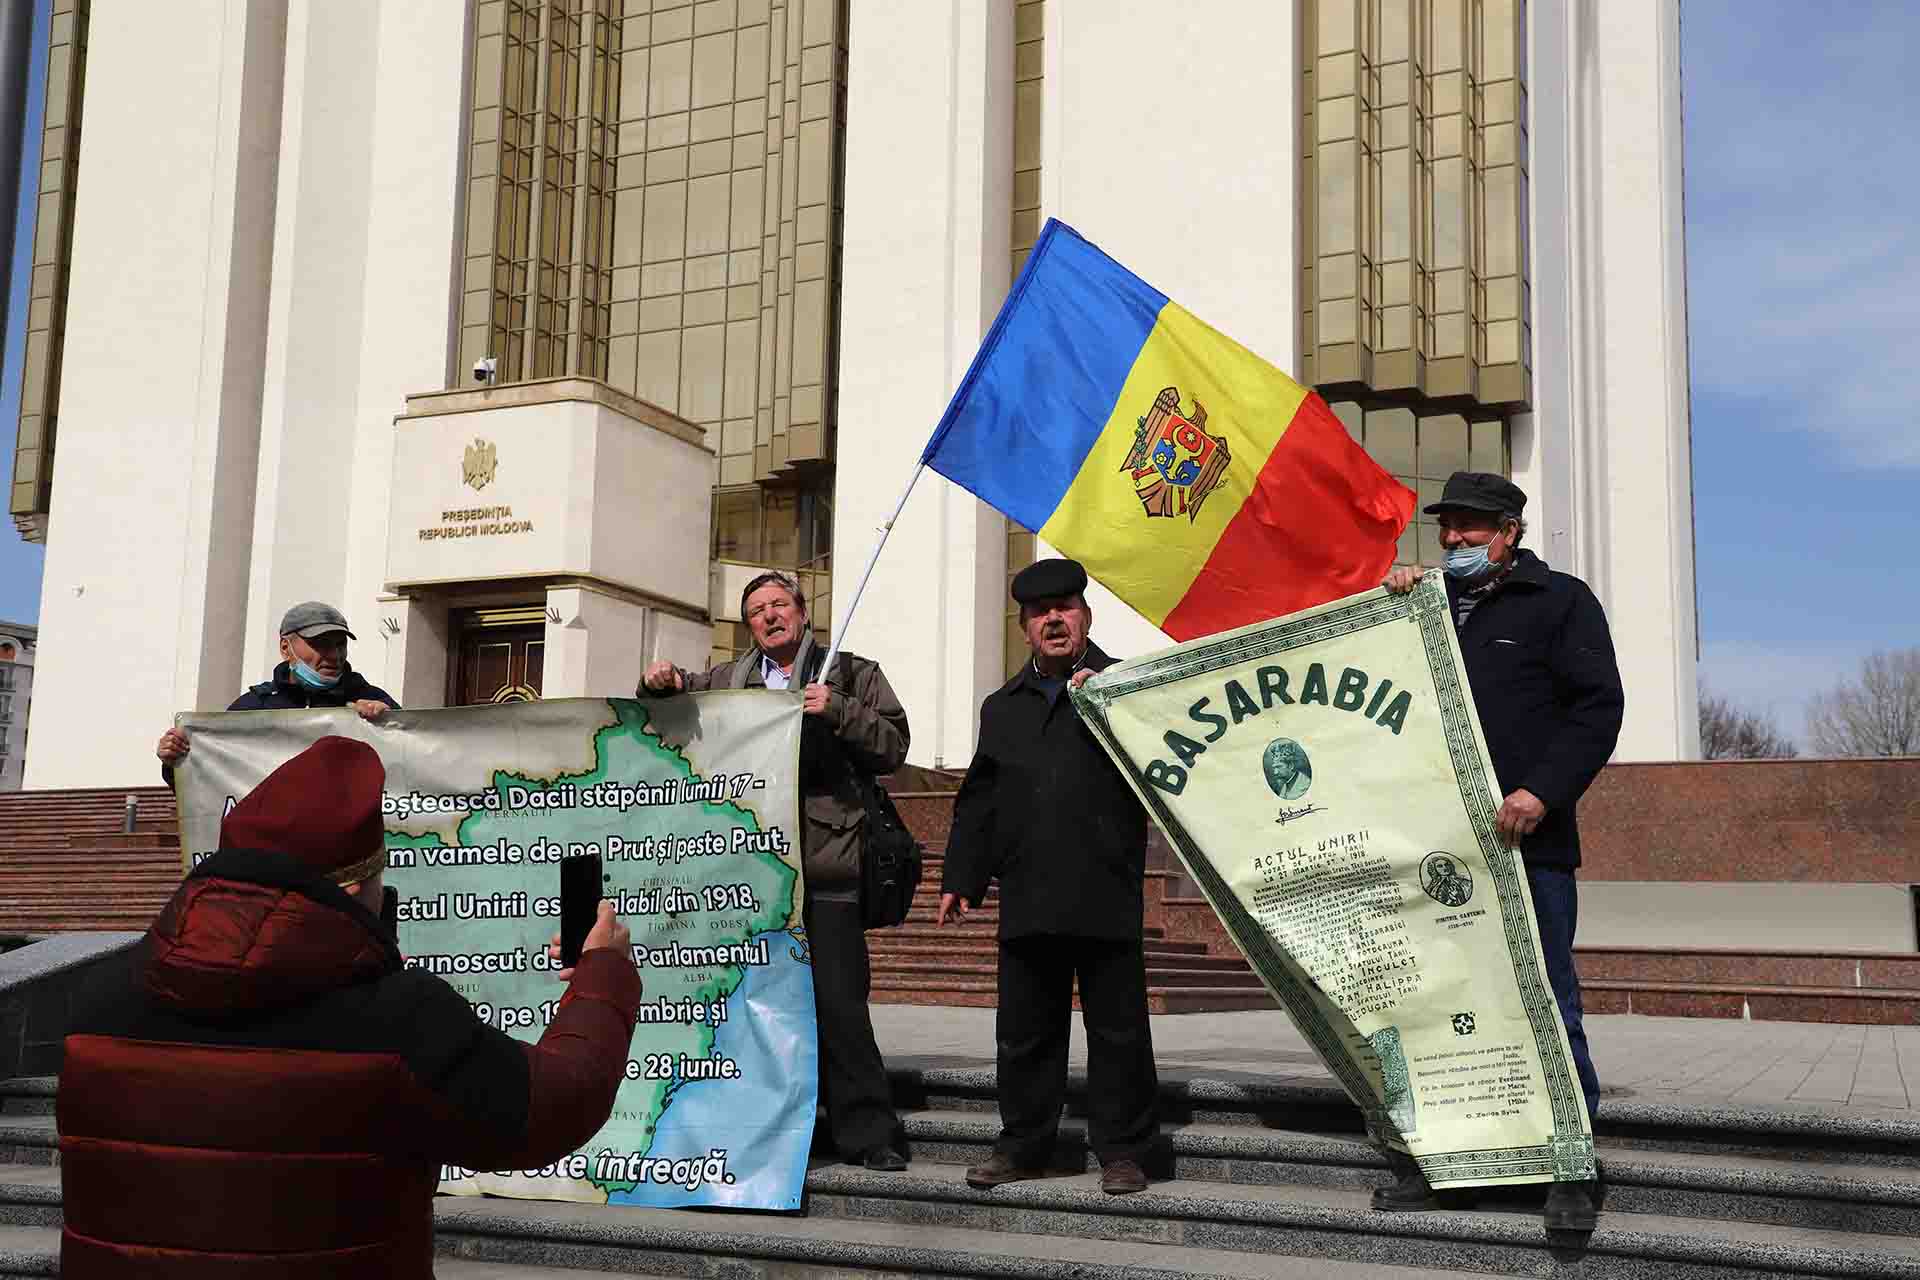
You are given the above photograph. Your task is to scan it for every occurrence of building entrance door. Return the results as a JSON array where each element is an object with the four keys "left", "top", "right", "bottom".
[{"left": 450, "top": 606, "right": 546, "bottom": 705}]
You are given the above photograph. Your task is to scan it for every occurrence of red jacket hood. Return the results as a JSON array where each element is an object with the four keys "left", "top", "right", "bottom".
[{"left": 143, "top": 850, "right": 400, "bottom": 1019}]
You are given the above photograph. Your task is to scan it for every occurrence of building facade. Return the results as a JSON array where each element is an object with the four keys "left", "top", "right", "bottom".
[
  {"left": 0, "top": 622, "right": 33, "bottom": 790},
  {"left": 13, "top": 0, "right": 1696, "bottom": 789}
]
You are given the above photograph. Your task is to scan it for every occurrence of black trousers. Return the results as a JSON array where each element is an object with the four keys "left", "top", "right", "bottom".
[
  {"left": 804, "top": 896, "right": 898, "bottom": 1158},
  {"left": 995, "top": 934, "right": 1158, "bottom": 1167}
]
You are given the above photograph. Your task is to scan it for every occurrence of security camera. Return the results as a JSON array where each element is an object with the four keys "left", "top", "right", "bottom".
[{"left": 473, "top": 355, "right": 498, "bottom": 385}]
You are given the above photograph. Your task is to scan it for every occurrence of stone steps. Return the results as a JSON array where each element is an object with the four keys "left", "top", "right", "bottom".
[
  {"left": 14, "top": 1065, "right": 1920, "bottom": 1277},
  {"left": 10, "top": 1124, "right": 1920, "bottom": 1277}
]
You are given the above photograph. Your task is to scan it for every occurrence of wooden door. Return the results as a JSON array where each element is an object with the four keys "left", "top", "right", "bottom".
[{"left": 450, "top": 606, "right": 546, "bottom": 705}]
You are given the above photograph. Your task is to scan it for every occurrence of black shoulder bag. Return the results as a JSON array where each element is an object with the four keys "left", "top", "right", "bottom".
[
  {"left": 859, "top": 778, "right": 924, "bottom": 929},
  {"left": 804, "top": 646, "right": 925, "bottom": 929}
]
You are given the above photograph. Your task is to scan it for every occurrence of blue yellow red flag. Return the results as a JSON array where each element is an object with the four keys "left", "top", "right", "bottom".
[{"left": 921, "top": 219, "right": 1414, "bottom": 640}]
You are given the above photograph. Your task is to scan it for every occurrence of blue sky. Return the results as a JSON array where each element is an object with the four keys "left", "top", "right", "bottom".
[
  {"left": 1683, "top": 0, "right": 1920, "bottom": 740},
  {"left": 0, "top": 2, "right": 1912, "bottom": 742}
]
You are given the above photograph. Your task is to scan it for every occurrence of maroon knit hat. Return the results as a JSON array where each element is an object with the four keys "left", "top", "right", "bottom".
[{"left": 220, "top": 736, "right": 387, "bottom": 885}]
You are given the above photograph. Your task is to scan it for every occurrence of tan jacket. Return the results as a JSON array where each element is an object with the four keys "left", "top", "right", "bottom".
[{"left": 639, "top": 633, "right": 910, "bottom": 899}]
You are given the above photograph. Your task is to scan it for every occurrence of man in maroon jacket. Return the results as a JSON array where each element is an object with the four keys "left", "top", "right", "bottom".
[{"left": 57, "top": 736, "right": 643, "bottom": 1278}]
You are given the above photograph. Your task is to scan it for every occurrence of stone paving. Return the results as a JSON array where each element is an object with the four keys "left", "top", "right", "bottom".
[{"left": 874, "top": 1005, "right": 1920, "bottom": 1117}]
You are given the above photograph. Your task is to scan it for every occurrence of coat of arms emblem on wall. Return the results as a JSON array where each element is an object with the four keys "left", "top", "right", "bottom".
[{"left": 462, "top": 437, "right": 498, "bottom": 492}]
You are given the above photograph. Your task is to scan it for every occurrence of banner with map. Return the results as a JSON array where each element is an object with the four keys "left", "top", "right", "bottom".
[
  {"left": 1072, "top": 576, "right": 1594, "bottom": 1188},
  {"left": 171, "top": 693, "right": 816, "bottom": 1211}
]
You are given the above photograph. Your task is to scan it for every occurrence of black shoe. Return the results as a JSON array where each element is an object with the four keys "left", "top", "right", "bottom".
[
  {"left": 1370, "top": 1150, "right": 1438, "bottom": 1212},
  {"left": 860, "top": 1145, "right": 907, "bottom": 1172},
  {"left": 1543, "top": 1178, "right": 1599, "bottom": 1231},
  {"left": 966, "top": 1151, "right": 1045, "bottom": 1189},
  {"left": 1099, "top": 1157, "right": 1148, "bottom": 1195}
]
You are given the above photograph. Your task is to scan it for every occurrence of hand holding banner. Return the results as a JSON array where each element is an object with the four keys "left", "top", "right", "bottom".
[
  {"left": 171, "top": 693, "right": 816, "bottom": 1210},
  {"left": 1072, "top": 576, "right": 1594, "bottom": 1188}
]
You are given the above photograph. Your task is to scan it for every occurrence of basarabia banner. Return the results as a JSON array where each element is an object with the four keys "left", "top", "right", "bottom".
[
  {"left": 171, "top": 693, "right": 816, "bottom": 1211},
  {"left": 1072, "top": 575, "right": 1595, "bottom": 1188}
]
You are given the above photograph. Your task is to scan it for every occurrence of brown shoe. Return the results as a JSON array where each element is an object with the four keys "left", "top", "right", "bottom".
[
  {"left": 966, "top": 1151, "right": 1045, "bottom": 1189},
  {"left": 1100, "top": 1157, "right": 1149, "bottom": 1195}
]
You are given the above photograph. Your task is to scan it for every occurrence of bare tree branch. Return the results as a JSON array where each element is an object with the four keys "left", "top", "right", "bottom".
[
  {"left": 1697, "top": 686, "right": 1798, "bottom": 760},
  {"left": 1806, "top": 649, "right": 1920, "bottom": 757}
]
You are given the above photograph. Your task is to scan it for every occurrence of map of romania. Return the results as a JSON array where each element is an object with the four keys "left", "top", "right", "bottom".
[{"left": 374, "top": 697, "right": 810, "bottom": 1206}]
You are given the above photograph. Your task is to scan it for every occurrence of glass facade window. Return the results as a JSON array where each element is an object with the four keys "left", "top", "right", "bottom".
[
  {"left": 1301, "top": 0, "right": 1530, "bottom": 410},
  {"left": 1328, "top": 397, "right": 1507, "bottom": 566},
  {"left": 465, "top": 0, "right": 849, "bottom": 488},
  {"left": 1004, "top": 0, "right": 1044, "bottom": 679},
  {"left": 462, "top": 0, "right": 852, "bottom": 643},
  {"left": 10, "top": 0, "right": 88, "bottom": 541}
]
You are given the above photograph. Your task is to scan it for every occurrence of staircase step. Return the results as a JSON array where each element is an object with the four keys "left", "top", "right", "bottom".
[
  {"left": 870, "top": 961, "right": 1262, "bottom": 989},
  {"left": 868, "top": 981, "right": 1281, "bottom": 1014},
  {"left": 0, "top": 1221, "right": 810, "bottom": 1280},
  {"left": 895, "top": 1107, "right": 1920, "bottom": 1235},
  {"left": 868, "top": 939, "right": 1216, "bottom": 960},
  {"left": 797, "top": 1160, "right": 1920, "bottom": 1279},
  {"left": 1585, "top": 980, "right": 1920, "bottom": 1025}
]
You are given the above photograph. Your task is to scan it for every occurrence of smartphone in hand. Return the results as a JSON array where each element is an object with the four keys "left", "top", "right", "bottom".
[
  {"left": 380, "top": 885, "right": 399, "bottom": 935},
  {"left": 559, "top": 853, "right": 604, "bottom": 967}
]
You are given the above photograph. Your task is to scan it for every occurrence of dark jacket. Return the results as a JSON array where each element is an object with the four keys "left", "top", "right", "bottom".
[
  {"left": 230, "top": 661, "right": 400, "bottom": 713},
  {"left": 161, "top": 664, "right": 402, "bottom": 785},
  {"left": 58, "top": 849, "right": 641, "bottom": 1279},
  {"left": 1448, "top": 549, "right": 1625, "bottom": 870},
  {"left": 944, "top": 641, "right": 1148, "bottom": 940},
  {"left": 640, "top": 633, "right": 910, "bottom": 900}
]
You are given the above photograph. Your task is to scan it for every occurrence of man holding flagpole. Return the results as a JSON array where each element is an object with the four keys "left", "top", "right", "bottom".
[
  {"left": 939, "top": 558, "right": 1159, "bottom": 1197},
  {"left": 640, "top": 571, "right": 911, "bottom": 1174}
]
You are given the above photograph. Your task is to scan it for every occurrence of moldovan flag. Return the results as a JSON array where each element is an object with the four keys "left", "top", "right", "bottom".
[{"left": 921, "top": 219, "right": 1415, "bottom": 641}]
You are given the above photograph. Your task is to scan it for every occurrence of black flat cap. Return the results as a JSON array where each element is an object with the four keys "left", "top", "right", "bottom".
[
  {"left": 1011, "top": 558, "right": 1088, "bottom": 604},
  {"left": 1423, "top": 471, "right": 1528, "bottom": 516}
]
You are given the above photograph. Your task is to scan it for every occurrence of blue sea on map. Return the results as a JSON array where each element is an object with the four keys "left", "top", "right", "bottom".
[{"left": 608, "top": 928, "right": 818, "bottom": 1210}]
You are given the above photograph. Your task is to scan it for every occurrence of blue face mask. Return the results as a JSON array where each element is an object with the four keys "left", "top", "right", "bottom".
[
  {"left": 1443, "top": 542, "right": 1495, "bottom": 580},
  {"left": 291, "top": 658, "right": 341, "bottom": 689}
]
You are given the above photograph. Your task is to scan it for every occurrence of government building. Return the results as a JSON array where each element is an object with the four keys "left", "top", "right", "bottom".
[{"left": 12, "top": 0, "right": 1696, "bottom": 789}]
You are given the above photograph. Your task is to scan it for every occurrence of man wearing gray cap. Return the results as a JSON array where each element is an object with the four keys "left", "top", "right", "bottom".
[
  {"left": 154, "top": 602, "right": 398, "bottom": 770},
  {"left": 1381, "top": 472, "right": 1623, "bottom": 1231}
]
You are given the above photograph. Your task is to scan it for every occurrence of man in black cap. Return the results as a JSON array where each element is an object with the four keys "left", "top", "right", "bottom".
[
  {"left": 939, "top": 557, "right": 1159, "bottom": 1196},
  {"left": 155, "top": 601, "right": 399, "bottom": 775},
  {"left": 1382, "top": 471, "right": 1624, "bottom": 1230}
]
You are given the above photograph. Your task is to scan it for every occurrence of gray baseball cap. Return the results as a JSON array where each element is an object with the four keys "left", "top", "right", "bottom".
[{"left": 279, "top": 601, "right": 356, "bottom": 640}]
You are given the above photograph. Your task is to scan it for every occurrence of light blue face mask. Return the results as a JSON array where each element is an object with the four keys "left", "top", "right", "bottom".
[
  {"left": 1443, "top": 542, "right": 1495, "bottom": 580},
  {"left": 291, "top": 658, "right": 341, "bottom": 689}
]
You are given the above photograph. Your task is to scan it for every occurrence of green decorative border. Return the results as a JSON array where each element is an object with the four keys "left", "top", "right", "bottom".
[{"left": 1074, "top": 578, "right": 1594, "bottom": 1183}]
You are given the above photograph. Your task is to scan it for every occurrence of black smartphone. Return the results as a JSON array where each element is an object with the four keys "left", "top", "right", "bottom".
[
  {"left": 559, "top": 853, "right": 604, "bottom": 967},
  {"left": 380, "top": 886, "right": 399, "bottom": 935}
]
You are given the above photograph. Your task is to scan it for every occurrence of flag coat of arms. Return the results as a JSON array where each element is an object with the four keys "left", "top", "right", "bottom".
[{"left": 921, "top": 220, "right": 1414, "bottom": 640}]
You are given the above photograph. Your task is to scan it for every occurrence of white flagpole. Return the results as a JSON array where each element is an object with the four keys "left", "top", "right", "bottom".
[{"left": 819, "top": 462, "right": 928, "bottom": 676}]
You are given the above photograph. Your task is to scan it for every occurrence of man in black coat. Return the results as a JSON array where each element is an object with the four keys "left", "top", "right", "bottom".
[
  {"left": 154, "top": 601, "right": 399, "bottom": 779},
  {"left": 1384, "top": 471, "right": 1624, "bottom": 1231},
  {"left": 939, "top": 558, "right": 1158, "bottom": 1196}
]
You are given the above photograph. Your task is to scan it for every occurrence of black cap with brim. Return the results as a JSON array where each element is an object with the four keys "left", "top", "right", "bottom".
[
  {"left": 1422, "top": 471, "right": 1528, "bottom": 516},
  {"left": 1010, "top": 558, "right": 1089, "bottom": 604}
]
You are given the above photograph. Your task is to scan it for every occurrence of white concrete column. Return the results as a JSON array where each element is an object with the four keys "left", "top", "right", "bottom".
[
  {"left": 340, "top": 0, "right": 472, "bottom": 695},
  {"left": 1518, "top": 0, "right": 1590, "bottom": 622},
  {"left": 26, "top": 0, "right": 286, "bottom": 787},
  {"left": 542, "top": 586, "right": 652, "bottom": 700},
  {"left": 1038, "top": 0, "right": 1303, "bottom": 664},
  {"left": 836, "top": 0, "right": 1014, "bottom": 769},
  {"left": 1588, "top": 0, "right": 1698, "bottom": 761},
  {"left": 376, "top": 592, "right": 451, "bottom": 709},
  {"left": 245, "top": 0, "right": 380, "bottom": 681},
  {"left": 1532, "top": 0, "right": 1697, "bottom": 760}
]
